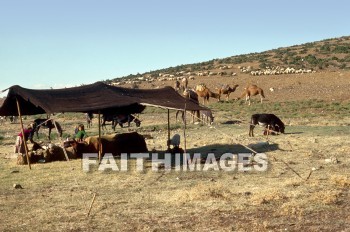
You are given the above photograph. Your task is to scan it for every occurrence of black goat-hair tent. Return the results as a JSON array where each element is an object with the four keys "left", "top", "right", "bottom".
[{"left": 0, "top": 81, "right": 207, "bottom": 116}]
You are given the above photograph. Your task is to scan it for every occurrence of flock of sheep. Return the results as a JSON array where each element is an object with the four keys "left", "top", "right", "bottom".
[
  {"left": 110, "top": 64, "right": 316, "bottom": 87},
  {"left": 239, "top": 65, "right": 316, "bottom": 76}
]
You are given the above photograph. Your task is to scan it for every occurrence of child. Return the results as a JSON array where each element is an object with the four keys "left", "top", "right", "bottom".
[{"left": 75, "top": 124, "right": 87, "bottom": 142}]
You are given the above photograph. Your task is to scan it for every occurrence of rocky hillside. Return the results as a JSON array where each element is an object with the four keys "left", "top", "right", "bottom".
[{"left": 108, "top": 35, "right": 350, "bottom": 84}]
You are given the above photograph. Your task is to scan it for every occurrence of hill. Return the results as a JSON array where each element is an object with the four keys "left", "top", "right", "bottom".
[
  {"left": 109, "top": 35, "right": 350, "bottom": 82},
  {"left": 107, "top": 36, "right": 350, "bottom": 103}
]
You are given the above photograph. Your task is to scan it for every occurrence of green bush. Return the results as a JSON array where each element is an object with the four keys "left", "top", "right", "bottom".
[
  {"left": 333, "top": 45, "right": 350, "bottom": 53},
  {"left": 299, "top": 49, "right": 308, "bottom": 54}
]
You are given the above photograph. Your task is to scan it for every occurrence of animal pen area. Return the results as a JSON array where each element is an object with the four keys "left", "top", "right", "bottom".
[{"left": 0, "top": 79, "right": 350, "bottom": 231}]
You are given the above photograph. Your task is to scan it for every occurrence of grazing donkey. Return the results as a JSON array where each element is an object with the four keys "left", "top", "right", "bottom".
[
  {"left": 33, "top": 118, "right": 63, "bottom": 140},
  {"left": 249, "top": 114, "right": 285, "bottom": 137},
  {"left": 101, "top": 114, "right": 141, "bottom": 131}
]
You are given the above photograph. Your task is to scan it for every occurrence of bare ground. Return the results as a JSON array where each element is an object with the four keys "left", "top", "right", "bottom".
[{"left": 0, "top": 71, "right": 350, "bottom": 231}]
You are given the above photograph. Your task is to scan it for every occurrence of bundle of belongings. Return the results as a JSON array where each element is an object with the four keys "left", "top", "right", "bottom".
[{"left": 16, "top": 142, "right": 78, "bottom": 165}]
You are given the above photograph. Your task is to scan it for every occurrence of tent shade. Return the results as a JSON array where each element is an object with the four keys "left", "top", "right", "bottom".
[{"left": 0, "top": 82, "right": 207, "bottom": 116}]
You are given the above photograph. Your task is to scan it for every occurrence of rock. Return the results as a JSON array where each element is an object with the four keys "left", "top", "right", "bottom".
[
  {"left": 325, "top": 157, "right": 339, "bottom": 164},
  {"left": 248, "top": 141, "right": 269, "bottom": 151},
  {"left": 13, "top": 184, "right": 23, "bottom": 189}
]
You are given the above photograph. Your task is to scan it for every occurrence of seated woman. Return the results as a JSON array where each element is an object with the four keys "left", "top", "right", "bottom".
[{"left": 75, "top": 124, "right": 87, "bottom": 142}]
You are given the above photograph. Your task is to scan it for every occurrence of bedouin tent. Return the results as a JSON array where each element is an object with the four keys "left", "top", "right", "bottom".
[
  {"left": 0, "top": 81, "right": 205, "bottom": 115},
  {"left": 0, "top": 81, "right": 208, "bottom": 169}
]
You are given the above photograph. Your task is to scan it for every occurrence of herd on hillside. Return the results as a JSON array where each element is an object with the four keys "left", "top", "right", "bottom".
[{"left": 110, "top": 65, "right": 316, "bottom": 86}]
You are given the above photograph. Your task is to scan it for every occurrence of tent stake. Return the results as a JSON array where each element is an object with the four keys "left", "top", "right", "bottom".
[{"left": 16, "top": 97, "right": 31, "bottom": 170}]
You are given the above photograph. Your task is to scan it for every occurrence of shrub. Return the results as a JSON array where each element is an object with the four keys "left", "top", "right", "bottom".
[
  {"left": 339, "top": 63, "right": 346, "bottom": 69},
  {"left": 333, "top": 45, "right": 350, "bottom": 53},
  {"left": 299, "top": 49, "right": 308, "bottom": 54},
  {"left": 320, "top": 44, "right": 331, "bottom": 53}
]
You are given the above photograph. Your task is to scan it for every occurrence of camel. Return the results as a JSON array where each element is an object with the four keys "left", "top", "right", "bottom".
[
  {"left": 236, "top": 84, "right": 265, "bottom": 105},
  {"left": 217, "top": 84, "right": 239, "bottom": 101},
  {"left": 175, "top": 88, "right": 200, "bottom": 124},
  {"left": 195, "top": 84, "right": 220, "bottom": 105},
  {"left": 174, "top": 80, "right": 181, "bottom": 91},
  {"left": 181, "top": 77, "right": 188, "bottom": 89}
]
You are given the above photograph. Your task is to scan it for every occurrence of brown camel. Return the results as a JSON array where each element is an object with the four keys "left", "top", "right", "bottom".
[
  {"left": 176, "top": 88, "right": 200, "bottom": 124},
  {"left": 181, "top": 77, "right": 188, "bottom": 89},
  {"left": 195, "top": 84, "right": 220, "bottom": 105},
  {"left": 237, "top": 84, "right": 265, "bottom": 105},
  {"left": 217, "top": 84, "right": 239, "bottom": 101}
]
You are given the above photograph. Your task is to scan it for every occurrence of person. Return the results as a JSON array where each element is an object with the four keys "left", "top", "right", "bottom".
[
  {"left": 74, "top": 125, "right": 79, "bottom": 135},
  {"left": 14, "top": 124, "right": 34, "bottom": 154},
  {"left": 85, "top": 112, "right": 93, "bottom": 128},
  {"left": 75, "top": 124, "right": 87, "bottom": 142},
  {"left": 166, "top": 134, "right": 184, "bottom": 154}
]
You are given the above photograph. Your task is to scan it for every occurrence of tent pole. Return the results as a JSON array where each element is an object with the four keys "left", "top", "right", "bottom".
[
  {"left": 183, "top": 104, "right": 187, "bottom": 154},
  {"left": 98, "top": 111, "right": 101, "bottom": 162},
  {"left": 52, "top": 119, "right": 69, "bottom": 161},
  {"left": 167, "top": 109, "right": 170, "bottom": 151},
  {"left": 16, "top": 97, "right": 31, "bottom": 170}
]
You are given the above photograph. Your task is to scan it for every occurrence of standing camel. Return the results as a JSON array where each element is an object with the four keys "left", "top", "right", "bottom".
[
  {"left": 176, "top": 88, "right": 200, "bottom": 124},
  {"left": 236, "top": 84, "right": 265, "bottom": 105},
  {"left": 181, "top": 77, "right": 188, "bottom": 89},
  {"left": 174, "top": 80, "right": 181, "bottom": 91},
  {"left": 217, "top": 84, "right": 239, "bottom": 101},
  {"left": 195, "top": 84, "right": 220, "bottom": 105}
]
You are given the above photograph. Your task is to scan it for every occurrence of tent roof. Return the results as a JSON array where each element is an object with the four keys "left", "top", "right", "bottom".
[{"left": 0, "top": 82, "right": 207, "bottom": 116}]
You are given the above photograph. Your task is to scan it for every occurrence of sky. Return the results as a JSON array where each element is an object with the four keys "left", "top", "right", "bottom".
[{"left": 1, "top": 0, "right": 349, "bottom": 97}]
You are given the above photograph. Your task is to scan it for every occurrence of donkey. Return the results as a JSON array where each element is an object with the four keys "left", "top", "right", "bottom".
[
  {"left": 101, "top": 114, "right": 141, "bottom": 131},
  {"left": 33, "top": 118, "right": 63, "bottom": 140},
  {"left": 249, "top": 114, "right": 285, "bottom": 137},
  {"left": 201, "top": 110, "right": 214, "bottom": 125}
]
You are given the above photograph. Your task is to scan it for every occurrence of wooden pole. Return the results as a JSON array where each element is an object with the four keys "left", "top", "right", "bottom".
[
  {"left": 183, "top": 104, "right": 187, "bottom": 154},
  {"left": 167, "top": 109, "right": 170, "bottom": 151},
  {"left": 98, "top": 111, "right": 101, "bottom": 162},
  {"left": 15, "top": 97, "right": 31, "bottom": 170},
  {"left": 52, "top": 119, "right": 69, "bottom": 161}
]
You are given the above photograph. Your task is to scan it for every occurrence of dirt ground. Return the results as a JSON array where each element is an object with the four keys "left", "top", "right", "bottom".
[
  {"left": 127, "top": 70, "right": 350, "bottom": 103},
  {"left": 0, "top": 71, "right": 350, "bottom": 231}
]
